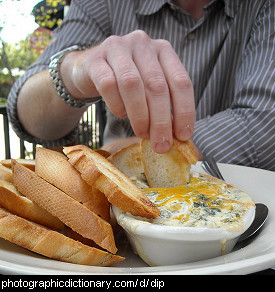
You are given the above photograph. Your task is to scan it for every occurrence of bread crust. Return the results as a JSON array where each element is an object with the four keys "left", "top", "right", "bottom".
[
  {"left": 0, "top": 207, "right": 124, "bottom": 266},
  {"left": 63, "top": 145, "right": 160, "bottom": 218},
  {"left": 0, "top": 164, "right": 13, "bottom": 183},
  {"left": 141, "top": 138, "right": 198, "bottom": 188},
  {"left": 1, "top": 159, "right": 35, "bottom": 171},
  {"left": 173, "top": 139, "right": 198, "bottom": 165},
  {"left": 12, "top": 160, "right": 117, "bottom": 254},
  {"left": 0, "top": 180, "right": 64, "bottom": 230}
]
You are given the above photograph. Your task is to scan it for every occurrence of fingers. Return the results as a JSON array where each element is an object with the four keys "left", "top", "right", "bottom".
[
  {"left": 86, "top": 47, "right": 126, "bottom": 119},
  {"left": 133, "top": 38, "right": 173, "bottom": 152},
  {"left": 157, "top": 40, "right": 195, "bottom": 141},
  {"left": 85, "top": 31, "right": 195, "bottom": 153},
  {"left": 106, "top": 40, "right": 150, "bottom": 138},
  {"left": 88, "top": 37, "right": 150, "bottom": 138}
]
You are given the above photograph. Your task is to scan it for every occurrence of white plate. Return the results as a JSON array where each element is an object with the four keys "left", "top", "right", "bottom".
[{"left": 0, "top": 163, "right": 274, "bottom": 275}]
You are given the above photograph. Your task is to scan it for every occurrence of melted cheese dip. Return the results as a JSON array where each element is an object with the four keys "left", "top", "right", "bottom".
[{"left": 134, "top": 173, "right": 255, "bottom": 232}]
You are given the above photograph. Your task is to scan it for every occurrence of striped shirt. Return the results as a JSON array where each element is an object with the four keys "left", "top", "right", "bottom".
[{"left": 7, "top": 0, "right": 275, "bottom": 171}]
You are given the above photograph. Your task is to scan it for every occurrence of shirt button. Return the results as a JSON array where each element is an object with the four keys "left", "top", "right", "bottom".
[{"left": 187, "top": 33, "right": 195, "bottom": 40}]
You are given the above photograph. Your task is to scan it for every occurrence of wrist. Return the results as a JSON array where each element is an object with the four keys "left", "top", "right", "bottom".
[
  {"left": 60, "top": 50, "right": 87, "bottom": 98},
  {"left": 61, "top": 47, "right": 101, "bottom": 100},
  {"left": 49, "top": 46, "right": 101, "bottom": 108}
]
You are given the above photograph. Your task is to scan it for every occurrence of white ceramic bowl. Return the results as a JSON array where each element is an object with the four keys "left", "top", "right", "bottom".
[{"left": 112, "top": 205, "right": 255, "bottom": 266}]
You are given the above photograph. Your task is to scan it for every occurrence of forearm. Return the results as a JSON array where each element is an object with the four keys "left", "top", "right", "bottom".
[
  {"left": 7, "top": 0, "right": 107, "bottom": 147},
  {"left": 17, "top": 70, "right": 87, "bottom": 142},
  {"left": 12, "top": 29, "right": 196, "bottom": 153}
]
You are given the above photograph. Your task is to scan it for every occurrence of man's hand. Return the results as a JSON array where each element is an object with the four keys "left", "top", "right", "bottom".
[{"left": 62, "top": 30, "right": 195, "bottom": 153}]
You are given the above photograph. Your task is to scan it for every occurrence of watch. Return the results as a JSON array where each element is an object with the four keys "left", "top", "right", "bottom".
[{"left": 49, "top": 45, "right": 99, "bottom": 108}]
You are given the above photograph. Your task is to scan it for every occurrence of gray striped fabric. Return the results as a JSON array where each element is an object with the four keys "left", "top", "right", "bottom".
[{"left": 7, "top": 0, "right": 275, "bottom": 170}]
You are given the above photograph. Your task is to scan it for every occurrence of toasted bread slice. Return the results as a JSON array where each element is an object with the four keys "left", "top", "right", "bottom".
[
  {"left": 95, "top": 149, "right": 111, "bottom": 158},
  {"left": 1, "top": 159, "right": 35, "bottom": 171},
  {"left": 12, "top": 160, "right": 117, "bottom": 254},
  {"left": 35, "top": 147, "right": 110, "bottom": 221},
  {"left": 141, "top": 138, "right": 198, "bottom": 188},
  {"left": 0, "top": 207, "right": 124, "bottom": 266},
  {"left": 0, "top": 164, "right": 13, "bottom": 183},
  {"left": 108, "top": 143, "right": 145, "bottom": 180},
  {"left": 0, "top": 180, "right": 63, "bottom": 230},
  {"left": 63, "top": 145, "right": 160, "bottom": 218}
]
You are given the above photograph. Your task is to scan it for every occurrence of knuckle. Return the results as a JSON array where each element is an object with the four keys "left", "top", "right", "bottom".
[
  {"left": 133, "top": 111, "right": 149, "bottom": 125},
  {"left": 173, "top": 73, "right": 193, "bottom": 90},
  {"left": 110, "top": 103, "right": 127, "bottom": 118},
  {"left": 118, "top": 72, "right": 141, "bottom": 91},
  {"left": 153, "top": 119, "right": 171, "bottom": 130},
  {"left": 174, "top": 110, "right": 194, "bottom": 126},
  {"left": 156, "top": 39, "right": 172, "bottom": 50},
  {"left": 176, "top": 108, "right": 195, "bottom": 117},
  {"left": 145, "top": 76, "right": 167, "bottom": 96},
  {"left": 151, "top": 116, "right": 172, "bottom": 134},
  {"left": 131, "top": 30, "right": 149, "bottom": 41},
  {"left": 97, "top": 75, "right": 117, "bottom": 94},
  {"left": 103, "top": 35, "right": 122, "bottom": 46}
]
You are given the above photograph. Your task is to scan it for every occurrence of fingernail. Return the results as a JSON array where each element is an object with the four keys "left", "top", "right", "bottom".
[
  {"left": 178, "top": 125, "right": 192, "bottom": 141},
  {"left": 154, "top": 137, "right": 171, "bottom": 153}
]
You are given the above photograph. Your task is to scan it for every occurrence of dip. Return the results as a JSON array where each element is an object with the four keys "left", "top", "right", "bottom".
[{"left": 132, "top": 172, "right": 255, "bottom": 232}]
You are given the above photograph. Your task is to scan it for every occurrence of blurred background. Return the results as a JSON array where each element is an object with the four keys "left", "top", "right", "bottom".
[
  {"left": 0, "top": 0, "right": 67, "bottom": 103},
  {"left": 0, "top": 1, "right": 102, "bottom": 160},
  {"left": 0, "top": 0, "right": 67, "bottom": 159}
]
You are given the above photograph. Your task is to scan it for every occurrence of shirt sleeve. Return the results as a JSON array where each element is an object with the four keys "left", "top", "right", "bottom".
[
  {"left": 193, "top": 0, "right": 275, "bottom": 171},
  {"left": 6, "top": 0, "right": 111, "bottom": 147}
]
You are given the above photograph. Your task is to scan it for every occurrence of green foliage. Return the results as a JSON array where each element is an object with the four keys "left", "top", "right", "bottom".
[
  {"left": 0, "top": 39, "right": 40, "bottom": 71},
  {"left": 0, "top": 0, "right": 66, "bottom": 100},
  {"left": 0, "top": 39, "right": 40, "bottom": 99}
]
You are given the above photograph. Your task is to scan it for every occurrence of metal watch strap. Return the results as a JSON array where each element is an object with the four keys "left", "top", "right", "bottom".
[{"left": 49, "top": 45, "right": 98, "bottom": 108}]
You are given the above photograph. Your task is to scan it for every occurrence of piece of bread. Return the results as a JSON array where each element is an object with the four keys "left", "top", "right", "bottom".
[
  {"left": 12, "top": 160, "right": 117, "bottom": 254},
  {"left": 1, "top": 159, "right": 35, "bottom": 171},
  {"left": 0, "top": 179, "right": 64, "bottom": 231},
  {"left": 108, "top": 143, "right": 144, "bottom": 180},
  {"left": 0, "top": 164, "right": 13, "bottom": 183},
  {"left": 141, "top": 138, "right": 198, "bottom": 188},
  {"left": 0, "top": 207, "right": 124, "bottom": 266},
  {"left": 35, "top": 147, "right": 110, "bottom": 222},
  {"left": 64, "top": 226, "right": 101, "bottom": 248},
  {"left": 95, "top": 149, "right": 111, "bottom": 158},
  {"left": 63, "top": 145, "right": 160, "bottom": 218}
]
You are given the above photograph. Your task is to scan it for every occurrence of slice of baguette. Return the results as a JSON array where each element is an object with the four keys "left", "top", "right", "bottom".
[
  {"left": 0, "top": 164, "right": 13, "bottom": 183},
  {"left": 12, "top": 160, "right": 117, "bottom": 254},
  {"left": 63, "top": 145, "right": 160, "bottom": 218},
  {"left": 1, "top": 159, "right": 35, "bottom": 171},
  {"left": 108, "top": 143, "right": 145, "bottom": 180},
  {"left": 95, "top": 149, "right": 111, "bottom": 158},
  {"left": 141, "top": 138, "right": 198, "bottom": 188},
  {"left": 0, "top": 207, "right": 124, "bottom": 266},
  {"left": 0, "top": 180, "right": 64, "bottom": 231},
  {"left": 35, "top": 147, "right": 110, "bottom": 222}
]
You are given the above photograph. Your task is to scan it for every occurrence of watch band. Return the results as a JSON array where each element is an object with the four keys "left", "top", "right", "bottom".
[{"left": 49, "top": 45, "right": 99, "bottom": 108}]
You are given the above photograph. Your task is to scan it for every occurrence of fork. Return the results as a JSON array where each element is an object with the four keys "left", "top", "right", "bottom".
[{"left": 201, "top": 156, "right": 225, "bottom": 180}]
